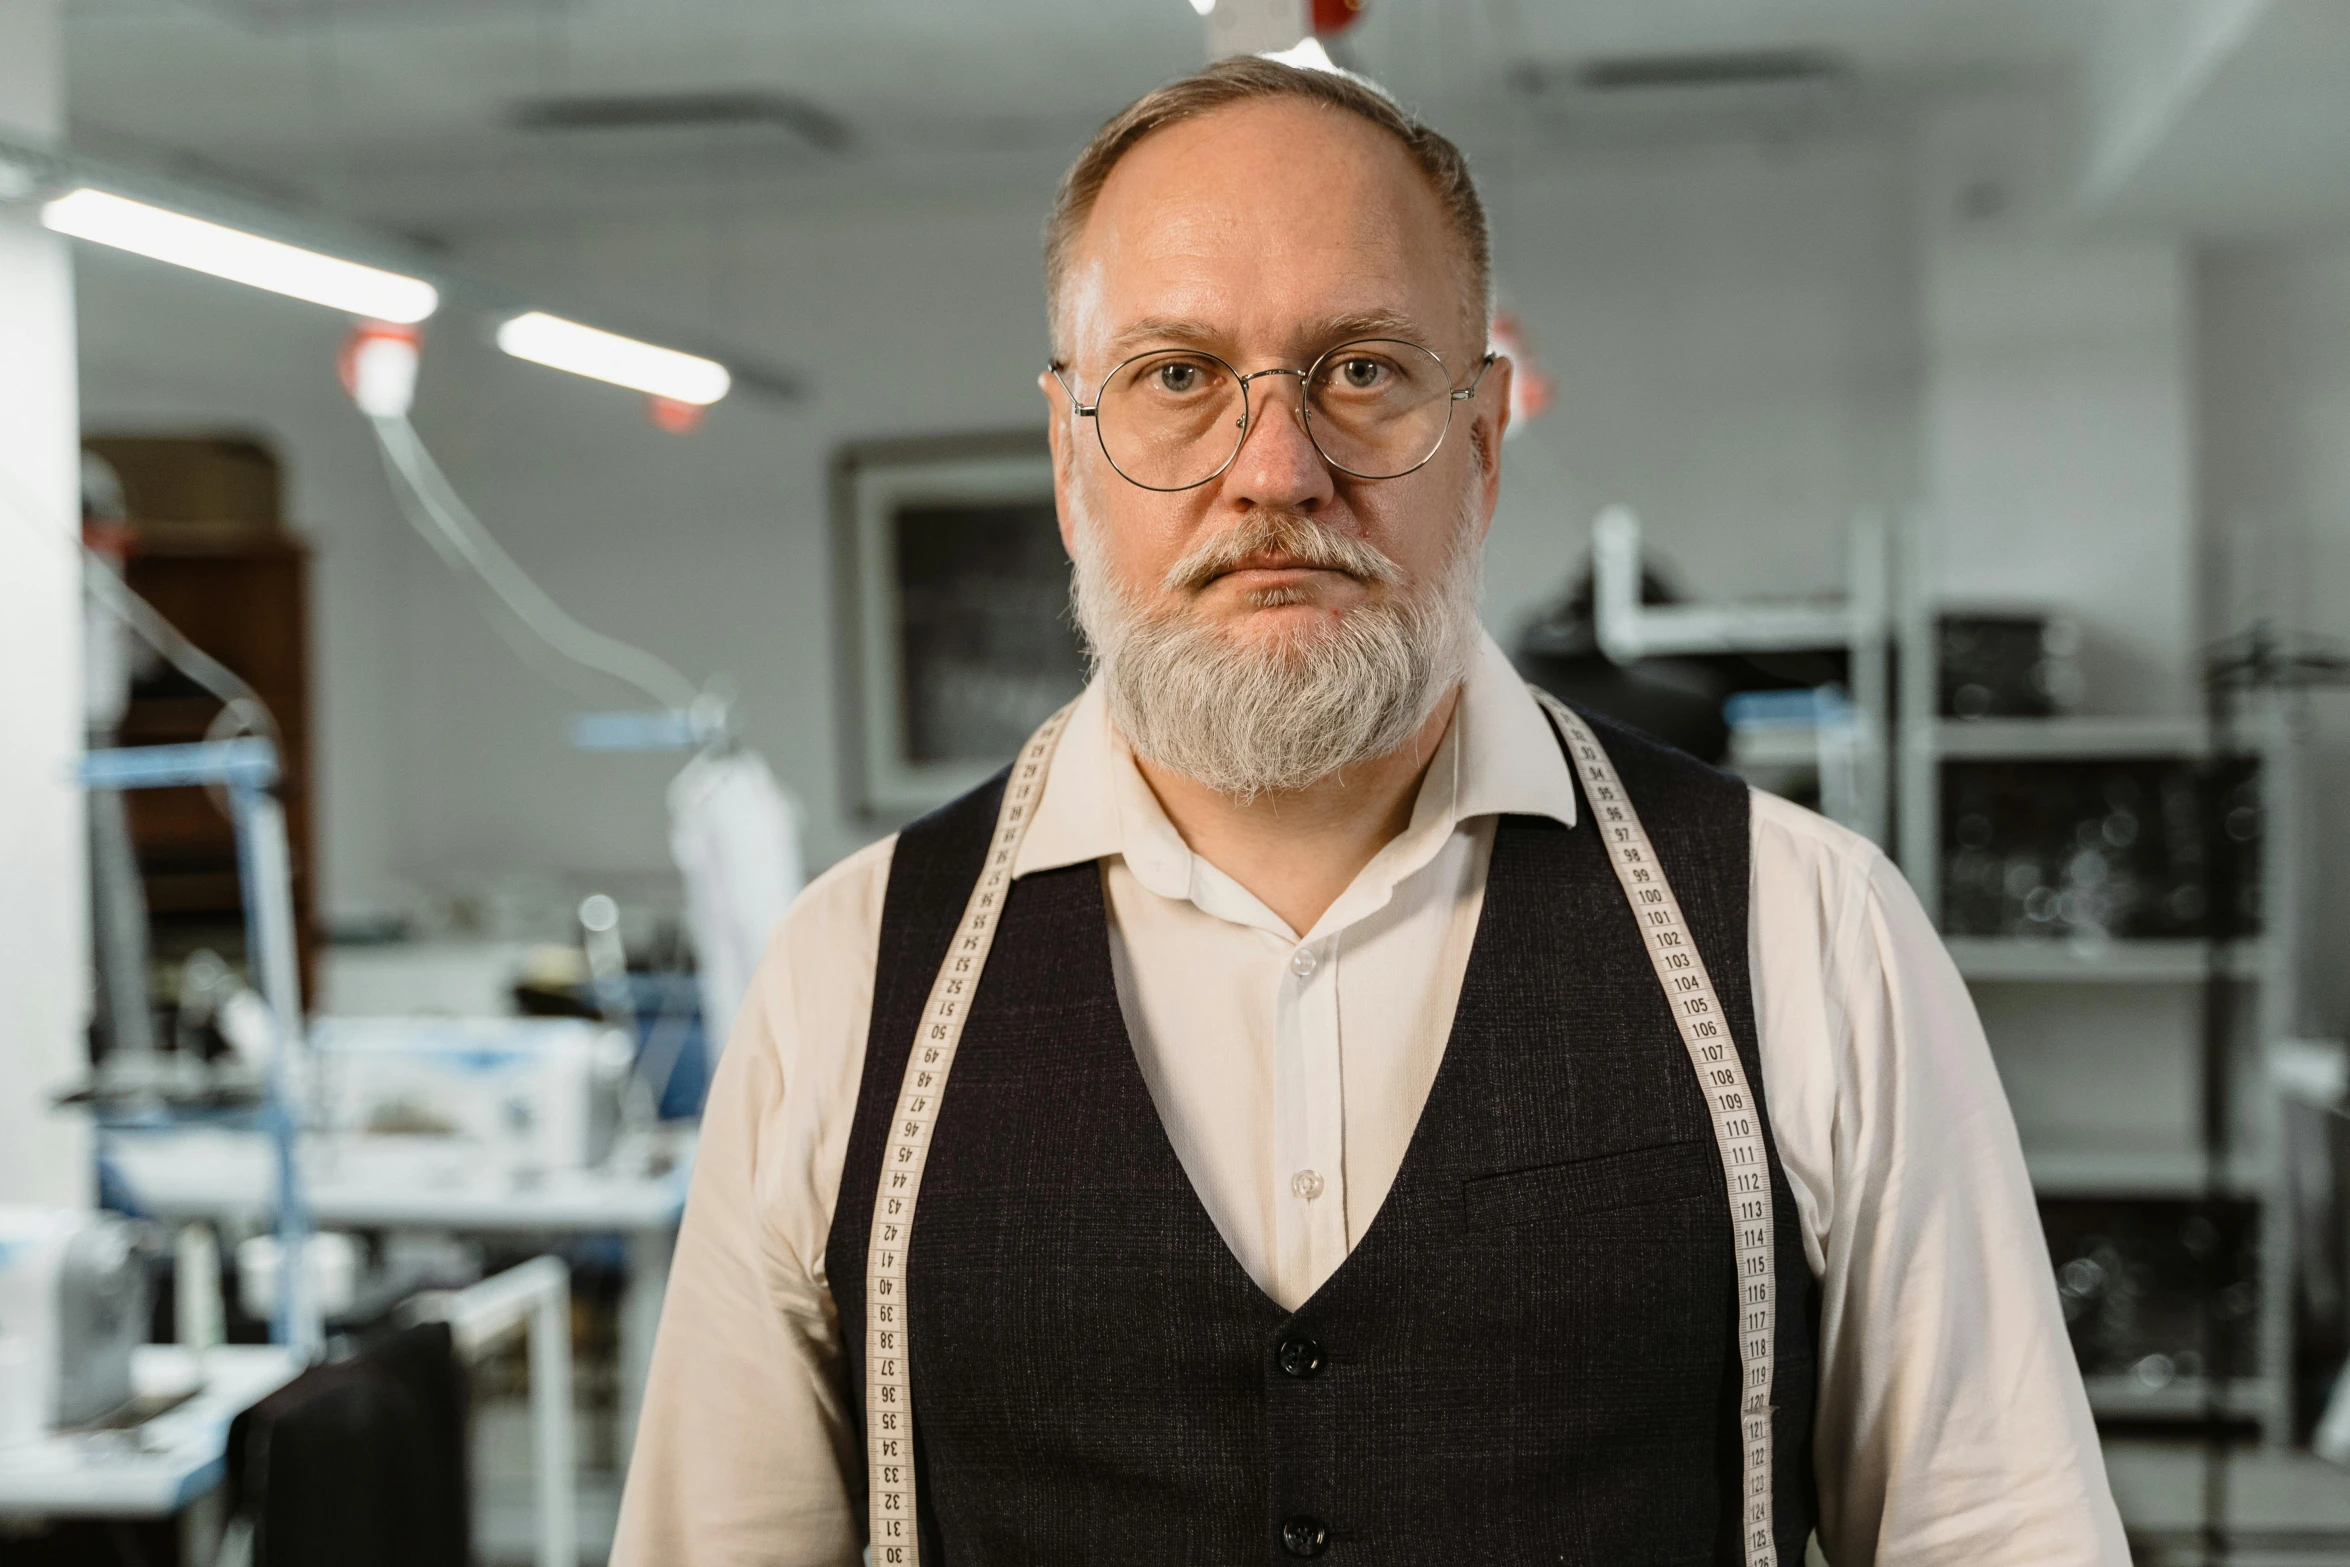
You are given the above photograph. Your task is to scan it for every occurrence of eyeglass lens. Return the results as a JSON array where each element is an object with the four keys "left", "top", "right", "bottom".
[{"left": 1091, "top": 339, "right": 1460, "bottom": 491}]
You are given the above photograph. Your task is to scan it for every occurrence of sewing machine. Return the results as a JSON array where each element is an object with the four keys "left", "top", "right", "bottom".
[
  {"left": 309, "top": 1017, "right": 634, "bottom": 1175},
  {"left": 0, "top": 1207, "right": 150, "bottom": 1430}
]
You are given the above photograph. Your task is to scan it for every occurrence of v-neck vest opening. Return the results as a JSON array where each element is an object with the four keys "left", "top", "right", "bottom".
[{"left": 827, "top": 706, "right": 1820, "bottom": 1566}]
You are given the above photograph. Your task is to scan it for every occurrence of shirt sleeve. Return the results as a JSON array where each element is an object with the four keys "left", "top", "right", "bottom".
[
  {"left": 1792, "top": 834, "right": 2129, "bottom": 1564},
  {"left": 611, "top": 840, "right": 896, "bottom": 1567}
]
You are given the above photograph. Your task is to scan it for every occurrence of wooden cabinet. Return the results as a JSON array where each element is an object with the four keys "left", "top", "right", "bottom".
[{"left": 116, "top": 531, "right": 317, "bottom": 1004}]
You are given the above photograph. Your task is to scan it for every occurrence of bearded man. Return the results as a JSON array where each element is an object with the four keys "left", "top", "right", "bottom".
[{"left": 614, "top": 58, "right": 2125, "bottom": 1567}]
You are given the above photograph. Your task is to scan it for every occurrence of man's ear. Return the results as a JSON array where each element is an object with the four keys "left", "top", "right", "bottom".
[
  {"left": 1471, "top": 354, "right": 1513, "bottom": 523},
  {"left": 1040, "top": 367, "right": 1080, "bottom": 559}
]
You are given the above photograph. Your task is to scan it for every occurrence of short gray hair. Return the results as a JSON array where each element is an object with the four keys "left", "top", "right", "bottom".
[{"left": 1045, "top": 57, "right": 1492, "bottom": 354}]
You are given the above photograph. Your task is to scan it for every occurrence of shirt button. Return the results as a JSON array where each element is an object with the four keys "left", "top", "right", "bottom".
[
  {"left": 1281, "top": 1515, "right": 1329, "bottom": 1557},
  {"left": 1290, "top": 1169, "right": 1324, "bottom": 1202},
  {"left": 1289, "top": 946, "right": 1319, "bottom": 978},
  {"left": 1277, "top": 1336, "right": 1324, "bottom": 1378}
]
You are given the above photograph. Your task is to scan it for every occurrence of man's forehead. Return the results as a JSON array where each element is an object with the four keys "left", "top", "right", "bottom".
[
  {"left": 1094, "top": 305, "right": 1436, "bottom": 363},
  {"left": 1066, "top": 99, "right": 1468, "bottom": 359}
]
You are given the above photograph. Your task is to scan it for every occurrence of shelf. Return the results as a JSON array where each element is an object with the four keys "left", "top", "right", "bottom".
[
  {"left": 1928, "top": 716, "right": 2217, "bottom": 760},
  {"left": 1946, "top": 936, "right": 2268, "bottom": 983},
  {"left": 1728, "top": 728, "right": 1844, "bottom": 771},
  {"left": 2085, "top": 1372, "right": 2276, "bottom": 1421},
  {"left": 2027, "top": 1145, "right": 2267, "bottom": 1198}
]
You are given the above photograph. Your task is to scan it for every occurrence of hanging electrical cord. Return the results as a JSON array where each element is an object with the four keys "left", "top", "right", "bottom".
[
  {"left": 365, "top": 412, "right": 708, "bottom": 722},
  {"left": 0, "top": 461, "right": 284, "bottom": 771},
  {"left": 80, "top": 549, "right": 280, "bottom": 750}
]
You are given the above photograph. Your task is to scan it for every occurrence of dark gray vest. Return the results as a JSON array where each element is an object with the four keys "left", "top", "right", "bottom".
[{"left": 827, "top": 707, "right": 1819, "bottom": 1565}]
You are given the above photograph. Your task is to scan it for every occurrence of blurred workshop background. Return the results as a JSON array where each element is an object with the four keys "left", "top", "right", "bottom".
[{"left": 6, "top": 0, "right": 2350, "bottom": 1562}]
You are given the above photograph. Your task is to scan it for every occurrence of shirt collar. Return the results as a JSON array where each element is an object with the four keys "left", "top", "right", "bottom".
[
  {"left": 1450, "top": 629, "right": 1579, "bottom": 831},
  {"left": 1014, "top": 631, "right": 1578, "bottom": 930}
]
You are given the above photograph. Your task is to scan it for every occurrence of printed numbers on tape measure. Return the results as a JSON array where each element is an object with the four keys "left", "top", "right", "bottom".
[
  {"left": 869, "top": 695, "right": 1778, "bottom": 1567},
  {"left": 865, "top": 706, "right": 1075, "bottom": 1567},
  {"left": 1539, "top": 693, "right": 1778, "bottom": 1567}
]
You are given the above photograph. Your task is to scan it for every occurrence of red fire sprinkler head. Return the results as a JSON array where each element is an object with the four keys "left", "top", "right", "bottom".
[
  {"left": 1312, "top": 0, "right": 1366, "bottom": 36},
  {"left": 340, "top": 320, "right": 424, "bottom": 419}
]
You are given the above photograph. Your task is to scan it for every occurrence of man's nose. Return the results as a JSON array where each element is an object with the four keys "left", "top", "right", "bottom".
[{"left": 1221, "top": 374, "right": 1335, "bottom": 514}]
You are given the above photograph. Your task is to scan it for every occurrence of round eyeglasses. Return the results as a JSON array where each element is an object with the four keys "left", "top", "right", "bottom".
[{"left": 1050, "top": 338, "right": 1496, "bottom": 493}]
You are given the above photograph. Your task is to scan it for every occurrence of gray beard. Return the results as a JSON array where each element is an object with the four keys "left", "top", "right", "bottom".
[{"left": 1069, "top": 501, "right": 1485, "bottom": 800}]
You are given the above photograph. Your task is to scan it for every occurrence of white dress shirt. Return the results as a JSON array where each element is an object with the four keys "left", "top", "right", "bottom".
[{"left": 612, "top": 633, "right": 2127, "bottom": 1567}]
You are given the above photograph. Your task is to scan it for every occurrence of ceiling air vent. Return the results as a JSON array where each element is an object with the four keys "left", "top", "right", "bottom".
[
  {"left": 1509, "top": 48, "right": 1861, "bottom": 140},
  {"left": 168, "top": 0, "right": 582, "bottom": 31},
  {"left": 1514, "top": 49, "right": 1852, "bottom": 98},
  {"left": 1577, "top": 50, "right": 1849, "bottom": 92},
  {"left": 508, "top": 91, "right": 852, "bottom": 155}
]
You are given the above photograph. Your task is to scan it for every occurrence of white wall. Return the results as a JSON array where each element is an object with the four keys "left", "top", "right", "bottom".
[
  {"left": 75, "top": 125, "right": 1923, "bottom": 931},
  {"left": 0, "top": 0, "right": 92, "bottom": 1205},
  {"left": 1918, "top": 92, "right": 2200, "bottom": 716},
  {"left": 1482, "top": 132, "right": 1921, "bottom": 632}
]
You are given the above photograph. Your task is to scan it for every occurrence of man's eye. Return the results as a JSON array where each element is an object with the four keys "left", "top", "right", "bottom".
[
  {"left": 1155, "top": 363, "right": 1200, "bottom": 393},
  {"left": 1339, "top": 358, "right": 1386, "bottom": 389}
]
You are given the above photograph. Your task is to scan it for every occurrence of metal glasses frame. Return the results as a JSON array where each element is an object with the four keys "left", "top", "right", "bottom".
[{"left": 1049, "top": 338, "right": 1498, "bottom": 493}]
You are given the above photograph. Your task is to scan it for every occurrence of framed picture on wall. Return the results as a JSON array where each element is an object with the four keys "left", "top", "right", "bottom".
[{"left": 831, "top": 430, "right": 1088, "bottom": 819}]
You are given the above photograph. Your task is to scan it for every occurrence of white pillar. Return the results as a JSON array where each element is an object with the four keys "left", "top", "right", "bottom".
[{"left": 0, "top": 0, "right": 92, "bottom": 1206}]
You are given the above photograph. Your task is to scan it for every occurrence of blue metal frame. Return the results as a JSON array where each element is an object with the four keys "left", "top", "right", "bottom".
[
  {"left": 80, "top": 739, "right": 318, "bottom": 1359},
  {"left": 77, "top": 738, "right": 277, "bottom": 794}
]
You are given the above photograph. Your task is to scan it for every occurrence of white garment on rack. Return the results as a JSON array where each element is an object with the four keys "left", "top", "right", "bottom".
[{"left": 668, "top": 750, "right": 803, "bottom": 1059}]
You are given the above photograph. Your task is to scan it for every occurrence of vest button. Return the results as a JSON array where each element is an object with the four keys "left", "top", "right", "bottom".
[
  {"left": 1281, "top": 1515, "right": 1330, "bottom": 1557},
  {"left": 1276, "top": 1335, "right": 1324, "bottom": 1378}
]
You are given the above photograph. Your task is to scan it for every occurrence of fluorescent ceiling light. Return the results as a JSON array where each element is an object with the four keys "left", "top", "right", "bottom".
[
  {"left": 1262, "top": 37, "right": 1338, "bottom": 73},
  {"left": 495, "top": 311, "right": 732, "bottom": 405},
  {"left": 40, "top": 187, "right": 438, "bottom": 323}
]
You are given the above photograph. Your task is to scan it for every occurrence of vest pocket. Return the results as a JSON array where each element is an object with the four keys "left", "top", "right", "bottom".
[{"left": 1462, "top": 1139, "right": 1716, "bottom": 1231}]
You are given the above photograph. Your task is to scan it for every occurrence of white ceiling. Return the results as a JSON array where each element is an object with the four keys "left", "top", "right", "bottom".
[
  {"left": 54, "top": 0, "right": 2350, "bottom": 244},
  {"left": 2090, "top": 0, "right": 2350, "bottom": 236},
  {"left": 59, "top": 0, "right": 2099, "bottom": 231}
]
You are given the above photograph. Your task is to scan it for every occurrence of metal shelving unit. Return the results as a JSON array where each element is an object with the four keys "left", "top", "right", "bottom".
[
  {"left": 1894, "top": 511, "right": 2305, "bottom": 1444},
  {"left": 2024, "top": 1142, "right": 2266, "bottom": 1201},
  {"left": 1926, "top": 715, "right": 2216, "bottom": 761},
  {"left": 2085, "top": 1374, "right": 2274, "bottom": 1422},
  {"left": 1946, "top": 937, "right": 2270, "bottom": 985},
  {"left": 1593, "top": 503, "right": 1893, "bottom": 844}
]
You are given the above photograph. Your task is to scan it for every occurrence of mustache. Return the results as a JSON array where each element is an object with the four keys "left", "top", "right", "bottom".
[{"left": 1161, "top": 512, "right": 1405, "bottom": 595}]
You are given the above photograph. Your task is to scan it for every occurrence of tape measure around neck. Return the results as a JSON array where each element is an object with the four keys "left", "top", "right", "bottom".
[
  {"left": 863, "top": 694, "right": 1776, "bottom": 1566},
  {"left": 864, "top": 701, "right": 1072, "bottom": 1567},
  {"left": 1535, "top": 688, "right": 1779, "bottom": 1566}
]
